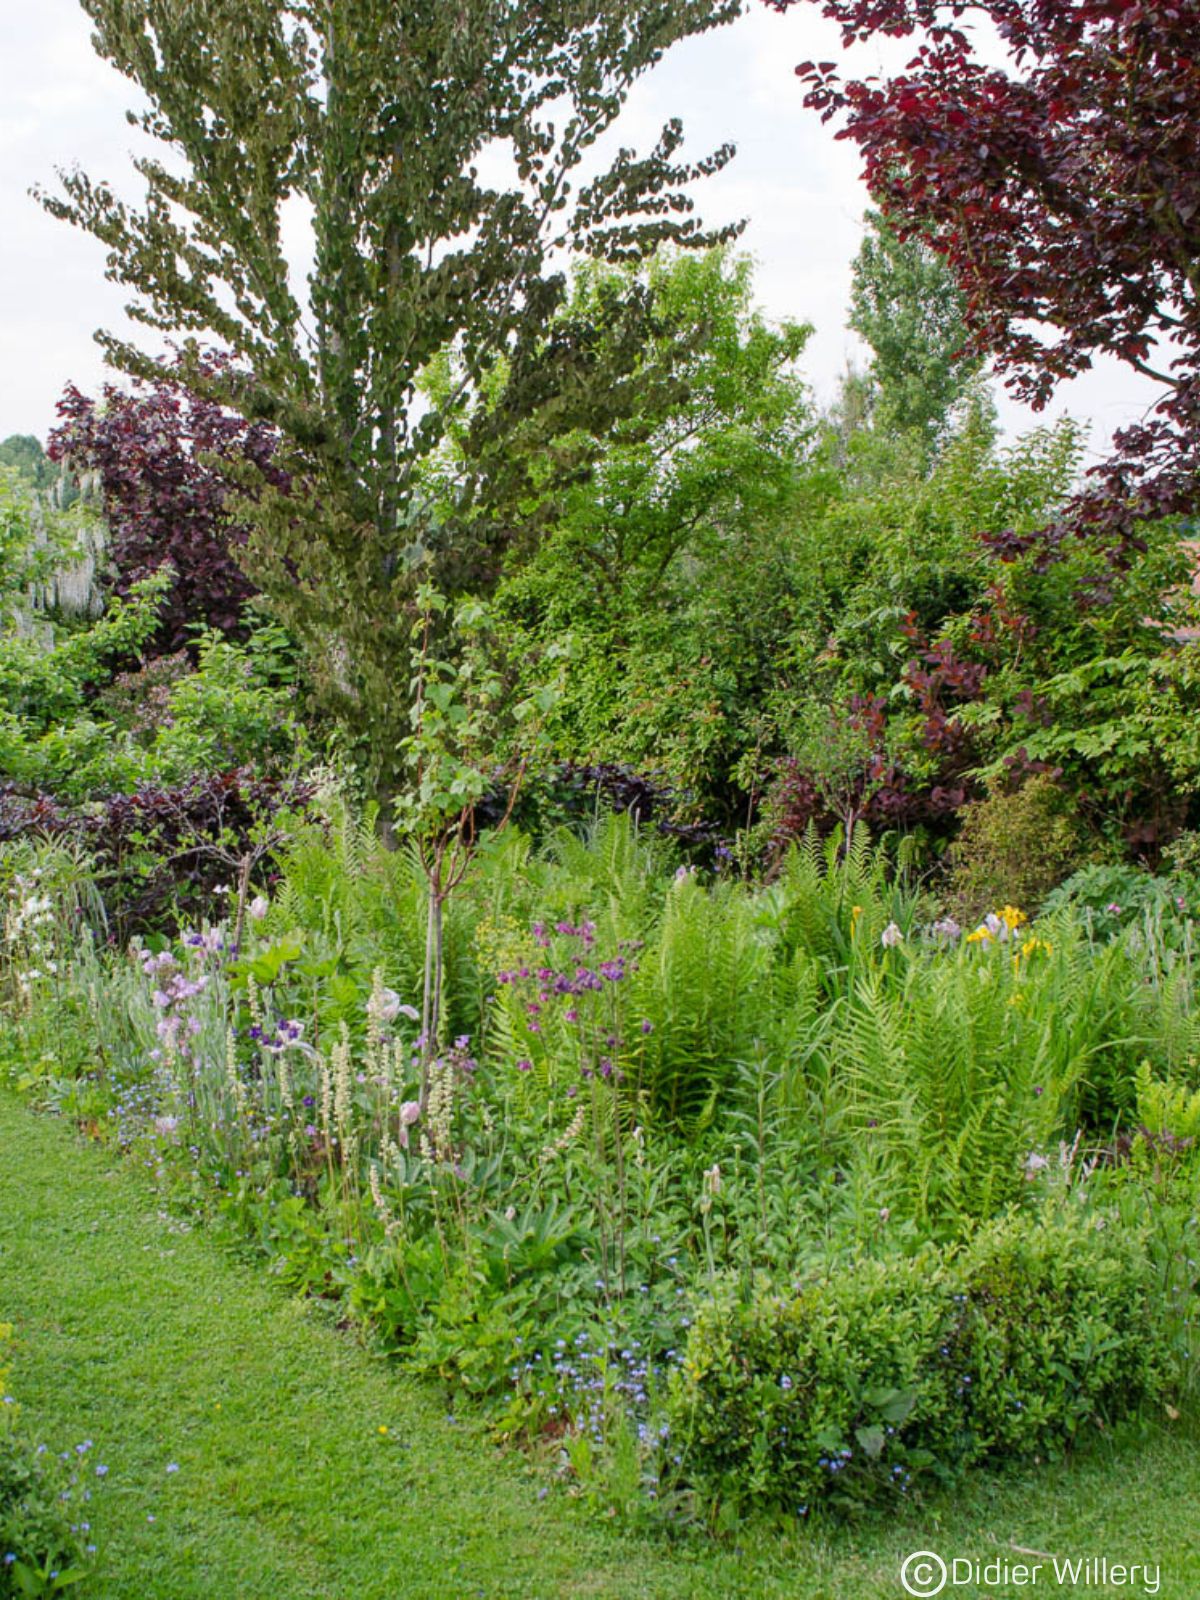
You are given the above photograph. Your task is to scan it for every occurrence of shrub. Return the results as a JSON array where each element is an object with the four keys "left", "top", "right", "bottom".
[
  {"left": 0, "top": 769, "right": 314, "bottom": 937},
  {"left": 948, "top": 774, "right": 1089, "bottom": 917},
  {"left": 668, "top": 1207, "right": 1172, "bottom": 1515},
  {"left": 49, "top": 367, "right": 280, "bottom": 653}
]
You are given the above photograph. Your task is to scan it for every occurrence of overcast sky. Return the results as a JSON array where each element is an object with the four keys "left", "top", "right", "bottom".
[{"left": 0, "top": 0, "right": 1160, "bottom": 456}]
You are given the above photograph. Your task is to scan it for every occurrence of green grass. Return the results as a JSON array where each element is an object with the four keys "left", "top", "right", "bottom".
[{"left": 1, "top": 1092, "right": 1198, "bottom": 1599}]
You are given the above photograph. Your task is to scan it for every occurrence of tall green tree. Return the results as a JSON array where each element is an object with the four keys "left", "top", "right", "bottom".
[
  {"left": 0, "top": 436, "right": 52, "bottom": 489},
  {"left": 496, "top": 247, "right": 815, "bottom": 815},
  {"left": 42, "top": 0, "right": 740, "bottom": 798},
  {"left": 847, "top": 209, "right": 982, "bottom": 450}
]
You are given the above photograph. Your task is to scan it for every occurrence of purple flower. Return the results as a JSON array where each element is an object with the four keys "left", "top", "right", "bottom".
[
  {"left": 640, "top": 1019, "right": 654, "bottom": 1035},
  {"left": 516, "top": 1059, "right": 533, "bottom": 1073}
]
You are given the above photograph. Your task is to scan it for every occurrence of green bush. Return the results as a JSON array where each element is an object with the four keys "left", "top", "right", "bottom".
[
  {"left": 668, "top": 1208, "right": 1173, "bottom": 1515},
  {"left": 948, "top": 775, "right": 1089, "bottom": 918}
]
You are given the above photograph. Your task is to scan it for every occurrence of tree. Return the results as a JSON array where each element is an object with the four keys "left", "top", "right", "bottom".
[
  {"left": 848, "top": 208, "right": 981, "bottom": 449},
  {"left": 40, "top": 0, "right": 740, "bottom": 799},
  {"left": 396, "top": 585, "right": 561, "bottom": 1079},
  {"left": 0, "top": 436, "right": 52, "bottom": 489},
  {"left": 493, "top": 247, "right": 814, "bottom": 817},
  {"left": 50, "top": 368, "right": 278, "bottom": 652},
  {"left": 771, "top": 0, "right": 1200, "bottom": 566},
  {"left": 502, "top": 248, "right": 811, "bottom": 601}
]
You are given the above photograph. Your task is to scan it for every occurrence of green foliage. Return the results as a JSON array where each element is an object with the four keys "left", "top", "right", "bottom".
[
  {"left": 0, "top": 473, "right": 82, "bottom": 629},
  {"left": 948, "top": 775, "right": 1090, "bottom": 917},
  {"left": 669, "top": 1207, "right": 1173, "bottom": 1516},
  {"left": 44, "top": 0, "right": 744, "bottom": 797},
  {"left": 7, "top": 798, "right": 1200, "bottom": 1527},
  {"left": 847, "top": 208, "right": 983, "bottom": 451},
  {"left": 0, "top": 588, "right": 305, "bottom": 800},
  {"left": 0, "top": 439, "right": 50, "bottom": 489},
  {"left": 495, "top": 247, "right": 814, "bottom": 818},
  {"left": 1134, "top": 1060, "right": 1200, "bottom": 1144}
]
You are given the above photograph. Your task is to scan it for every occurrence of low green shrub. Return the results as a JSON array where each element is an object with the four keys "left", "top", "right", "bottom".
[
  {"left": 668, "top": 1207, "right": 1173, "bottom": 1516},
  {"left": 948, "top": 775, "right": 1090, "bottom": 918}
]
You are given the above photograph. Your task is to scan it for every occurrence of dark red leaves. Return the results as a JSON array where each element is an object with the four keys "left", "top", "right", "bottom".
[
  {"left": 49, "top": 357, "right": 284, "bottom": 654},
  {"left": 772, "top": 0, "right": 1200, "bottom": 565}
]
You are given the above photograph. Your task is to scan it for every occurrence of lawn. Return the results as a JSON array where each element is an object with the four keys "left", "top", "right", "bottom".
[{"left": 2, "top": 1092, "right": 1196, "bottom": 1600}]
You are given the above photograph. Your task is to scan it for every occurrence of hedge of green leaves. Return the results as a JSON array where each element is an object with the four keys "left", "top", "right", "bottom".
[{"left": 669, "top": 1207, "right": 1173, "bottom": 1514}]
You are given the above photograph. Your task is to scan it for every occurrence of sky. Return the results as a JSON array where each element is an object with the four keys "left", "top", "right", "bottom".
[{"left": 0, "top": 0, "right": 1162, "bottom": 457}]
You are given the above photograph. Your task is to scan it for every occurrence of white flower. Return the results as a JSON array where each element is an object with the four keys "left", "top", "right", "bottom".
[
  {"left": 397, "top": 1100, "right": 422, "bottom": 1149},
  {"left": 880, "top": 921, "right": 904, "bottom": 948},
  {"left": 248, "top": 895, "right": 270, "bottom": 922},
  {"left": 1023, "top": 1152, "right": 1050, "bottom": 1179},
  {"left": 367, "top": 987, "right": 419, "bottom": 1026}
]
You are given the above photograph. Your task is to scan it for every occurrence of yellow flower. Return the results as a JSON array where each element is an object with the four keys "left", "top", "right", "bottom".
[
  {"left": 850, "top": 905, "right": 863, "bottom": 925},
  {"left": 378, "top": 1425, "right": 389, "bottom": 1436},
  {"left": 998, "top": 905, "right": 1027, "bottom": 931}
]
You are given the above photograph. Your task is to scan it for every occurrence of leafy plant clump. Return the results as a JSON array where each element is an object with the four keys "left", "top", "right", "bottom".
[{"left": 670, "top": 1208, "right": 1173, "bottom": 1517}]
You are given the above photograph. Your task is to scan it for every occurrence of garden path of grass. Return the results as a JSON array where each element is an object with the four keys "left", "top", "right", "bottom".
[{"left": 2, "top": 1092, "right": 1199, "bottom": 1600}]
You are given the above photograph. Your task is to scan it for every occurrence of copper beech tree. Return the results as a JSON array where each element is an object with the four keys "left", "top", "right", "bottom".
[{"left": 772, "top": 0, "right": 1200, "bottom": 573}]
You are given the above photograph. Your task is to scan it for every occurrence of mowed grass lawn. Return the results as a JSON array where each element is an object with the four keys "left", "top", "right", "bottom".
[{"left": 1, "top": 1091, "right": 1198, "bottom": 1600}]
